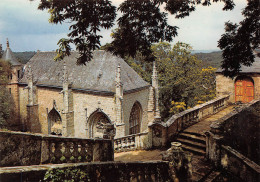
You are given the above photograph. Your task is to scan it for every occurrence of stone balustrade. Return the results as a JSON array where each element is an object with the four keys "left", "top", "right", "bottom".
[
  {"left": 165, "top": 95, "right": 229, "bottom": 129},
  {"left": 114, "top": 132, "right": 149, "bottom": 152},
  {"left": 150, "top": 95, "right": 229, "bottom": 147},
  {"left": 0, "top": 161, "right": 171, "bottom": 182},
  {"left": 0, "top": 130, "right": 113, "bottom": 167}
]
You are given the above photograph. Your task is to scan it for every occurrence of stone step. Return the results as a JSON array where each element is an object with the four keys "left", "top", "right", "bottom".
[
  {"left": 179, "top": 132, "right": 206, "bottom": 145},
  {"left": 182, "top": 131, "right": 206, "bottom": 138},
  {"left": 176, "top": 138, "right": 206, "bottom": 150},
  {"left": 181, "top": 143, "right": 206, "bottom": 156},
  {"left": 200, "top": 170, "right": 221, "bottom": 182}
]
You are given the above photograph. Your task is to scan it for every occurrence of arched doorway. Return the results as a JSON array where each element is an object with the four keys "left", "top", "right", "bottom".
[
  {"left": 235, "top": 76, "right": 254, "bottom": 103},
  {"left": 129, "top": 101, "right": 142, "bottom": 135},
  {"left": 87, "top": 110, "right": 112, "bottom": 138},
  {"left": 48, "top": 108, "right": 62, "bottom": 135}
]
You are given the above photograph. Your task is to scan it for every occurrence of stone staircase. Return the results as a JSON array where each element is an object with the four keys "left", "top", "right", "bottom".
[{"left": 176, "top": 131, "right": 206, "bottom": 156}]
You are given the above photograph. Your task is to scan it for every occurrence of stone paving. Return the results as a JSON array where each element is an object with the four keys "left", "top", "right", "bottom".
[
  {"left": 184, "top": 105, "right": 235, "bottom": 135},
  {"left": 114, "top": 150, "right": 163, "bottom": 162}
]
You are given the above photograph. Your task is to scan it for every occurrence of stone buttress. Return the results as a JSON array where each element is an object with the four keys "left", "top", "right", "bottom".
[
  {"left": 25, "top": 65, "right": 40, "bottom": 132},
  {"left": 115, "top": 65, "right": 124, "bottom": 138},
  {"left": 61, "top": 63, "right": 74, "bottom": 137}
]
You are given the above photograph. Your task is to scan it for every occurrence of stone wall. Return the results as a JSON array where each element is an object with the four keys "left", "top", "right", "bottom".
[
  {"left": 0, "top": 161, "right": 171, "bottom": 182},
  {"left": 73, "top": 91, "right": 115, "bottom": 138},
  {"left": 18, "top": 84, "right": 150, "bottom": 139},
  {"left": 216, "top": 74, "right": 235, "bottom": 102},
  {"left": 206, "top": 99, "right": 260, "bottom": 181},
  {"left": 0, "top": 130, "right": 113, "bottom": 167},
  {"left": 208, "top": 99, "right": 260, "bottom": 165},
  {"left": 122, "top": 88, "right": 150, "bottom": 137},
  {"left": 220, "top": 145, "right": 260, "bottom": 182}
]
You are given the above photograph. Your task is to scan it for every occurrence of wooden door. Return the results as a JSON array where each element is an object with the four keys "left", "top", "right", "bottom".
[{"left": 235, "top": 77, "right": 254, "bottom": 103}]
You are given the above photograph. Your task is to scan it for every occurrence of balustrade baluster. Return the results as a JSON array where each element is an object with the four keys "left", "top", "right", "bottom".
[
  {"left": 138, "top": 168, "right": 144, "bottom": 181},
  {"left": 118, "top": 140, "right": 122, "bottom": 152},
  {"left": 130, "top": 136, "right": 135, "bottom": 150},
  {"left": 114, "top": 140, "right": 118, "bottom": 152},
  {"left": 79, "top": 141, "right": 87, "bottom": 162},
  {"left": 71, "top": 142, "right": 79, "bottom": 163},
  {"left": 122, "top": 138, "right": 126, "bottom": 152},
  {"left": 49, "top": 142, "right": 55, "bottom": 163},
  {"left": 54, "top": 141, "right": 63, "bottom": 164},
  {"left": 64, "top": 142, "right": 72, "bottom": 163},
  {"left": 86, "top": 143, "right": 93, "bottom": 162}
]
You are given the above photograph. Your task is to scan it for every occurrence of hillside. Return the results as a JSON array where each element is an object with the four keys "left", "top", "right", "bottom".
[
  {"left": 14, "top": 52, "right": 36, "bottom": 64},
  {"left": 194, "top": 51, "right": 223, "bottom": 68},
  {"left": 12, "top": 51, "right": 224, "bottom": 68}
]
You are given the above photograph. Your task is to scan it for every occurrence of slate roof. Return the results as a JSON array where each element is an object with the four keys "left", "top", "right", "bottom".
[
  {"left": 19, "top": 50, "right": 150, "bottom": 94},
  {"left": 216, "top": 56, "right": 260, "bottom": 73},
  {"left": 2, "top": 47, "right": 22, "bottom": 66}
]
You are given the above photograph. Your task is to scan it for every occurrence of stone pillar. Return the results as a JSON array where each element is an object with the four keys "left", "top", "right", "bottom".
[
  {"left": 162, "top": 142, "right": 193, "bottom": 182},
  {"left": 115, "top": 64, "right": 125, "bottom": 138},
  {"left": 26, "top": 65, "right": 40, "bottom": 133},
  {"left": 27, "top": 66, "right": 33, "bottom": 106},
  {"left": 61, "top": 63, "right": 74, "bottom": 137},
  {"left": 205, "top": 124, "right": 224, "bottom": 166},
  {"left": 147, "top": 86, "right": 155, "bottom": 122}
]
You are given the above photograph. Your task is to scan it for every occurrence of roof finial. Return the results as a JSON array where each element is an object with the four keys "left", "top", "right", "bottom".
[
  {"left": 152, "top": 61, "right": 158, "bottom": 88},
  {"left": 27, "top": 65, "right": 33, "bottom": 81},
  {"left": 63, "top": 61, "right": 68, "bottom": 83},
  {"left": 6, "top": 38, "right": 9, "bottom": 48}
]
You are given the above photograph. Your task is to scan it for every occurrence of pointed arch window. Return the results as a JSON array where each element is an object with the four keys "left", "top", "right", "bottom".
[
  {"left": 129, "top": 102, "right": 142, "bottom": 135},
  {"left": 48, "top": 108, "right": 62, "bottom": 136},
  {"left": 87, "top": 110, "right": 112, "bottom": 139}
]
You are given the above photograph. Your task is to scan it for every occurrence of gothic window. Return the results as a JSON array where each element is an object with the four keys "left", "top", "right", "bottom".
[
  {"left": 48, "top": 108, "right": 62, "bottom": 136},
  {"left": 88, "top": 111, "right": 112, "bottom": 139},
  {"left": 129, "top": 102, "right": 142, "bottom": 135}
]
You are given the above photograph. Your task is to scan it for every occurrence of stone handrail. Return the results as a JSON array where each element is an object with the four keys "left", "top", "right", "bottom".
[
  {"left": 114, "top": 132, "right": 149, "bottom": 152},
  {"left": 0, "top": 161, "right": 171, "bottom": 182},
  {"left": 165, "top": 95, "right": 229, "bottom": 127},
  {"left": 0, "top": 130, "right": 113, "bottom": 167},
  {"left": 164, "top": 95, "right": 229, "bottom": 139},
  {"left": 220, "top": 145, "right": 260, "bottom": 181}
]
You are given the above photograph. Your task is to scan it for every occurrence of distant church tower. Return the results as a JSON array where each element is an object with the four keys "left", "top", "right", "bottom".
[{"left": 2, "top": 39, "right": 23, "bottom": 129}]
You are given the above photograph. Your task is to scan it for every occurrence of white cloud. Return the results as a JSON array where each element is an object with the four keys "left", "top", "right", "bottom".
[{"left": 0, "top": 0, "right": 248, "bottom": 51}]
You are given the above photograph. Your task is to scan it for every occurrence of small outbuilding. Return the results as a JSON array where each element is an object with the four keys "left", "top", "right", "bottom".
[{"left": 216, "top": 53, "right": 260, "bottom": 103}]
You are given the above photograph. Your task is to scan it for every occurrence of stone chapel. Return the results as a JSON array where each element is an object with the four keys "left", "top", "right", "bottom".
[{"left": 2, "top": 40, "right": 160, "bottom": 139}]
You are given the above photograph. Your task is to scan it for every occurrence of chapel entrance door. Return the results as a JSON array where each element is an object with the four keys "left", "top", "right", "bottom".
[{"left": 235, "top": 77, "right": 254, "bottom": 103}]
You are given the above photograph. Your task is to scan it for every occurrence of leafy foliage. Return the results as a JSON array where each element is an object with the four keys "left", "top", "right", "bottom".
[
  {"left": 38, "top": 0, "right": 235, "bottom": 65},
  {"left": 39, "top": 0, "right": 116, "bottom": 64},
  {"left": 127, "top": 42, "right": 216, "bottom": 120},
  {"left": 44, "top": 168, "right": 89, "bottom": 182},
  {"left": 218, "top": 0, "right": 259, "bottom": 77},
  {"left": 13, "top": 51, "right": 36, "bottom": 64},
  {"left": 107, "top": 0, "right": 177, "bottom": 62},
  {"left": 0, "top": 60, "right": 15, "bottom": 127}
]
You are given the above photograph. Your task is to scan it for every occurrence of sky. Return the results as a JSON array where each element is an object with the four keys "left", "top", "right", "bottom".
[{"left": 0, "top": 0, "right": 247, "bottom": 52}]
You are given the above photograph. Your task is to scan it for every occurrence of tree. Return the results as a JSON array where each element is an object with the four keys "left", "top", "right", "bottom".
[
  {"left": 0, "top": 60, "right": 15, "bottom": 128},
  {"left": 218, "top": 0, "right": 260, "bottom": 77},
  {"left": 37, "top": 0, "right": 238, "bottom": 64},
  {"left": 127, "top": 42, "right": 216, "bottom": 120}
]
